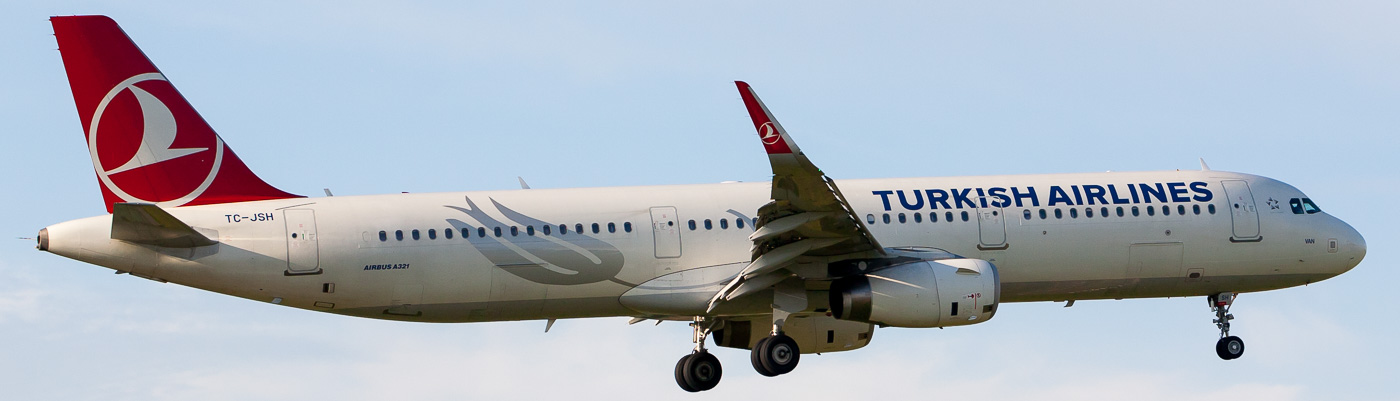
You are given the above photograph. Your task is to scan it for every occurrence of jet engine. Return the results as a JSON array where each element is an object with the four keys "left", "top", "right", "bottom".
[{"left": 829, "top": 258, "right": 1000, "bottom": 328}]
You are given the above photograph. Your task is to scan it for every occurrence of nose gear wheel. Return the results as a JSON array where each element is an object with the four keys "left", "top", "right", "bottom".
[{"left": 1209, "top": 292, "right": 1245, "bottom": 360}]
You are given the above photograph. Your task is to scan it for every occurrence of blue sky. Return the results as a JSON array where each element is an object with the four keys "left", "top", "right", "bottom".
[{"left": 2, "top": 2, "right": 1396, "bottom": 400}]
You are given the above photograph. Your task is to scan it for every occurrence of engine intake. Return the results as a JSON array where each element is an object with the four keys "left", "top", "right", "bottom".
[{"left": 830, "top": 258, "right": 1000, "bottom": 328}]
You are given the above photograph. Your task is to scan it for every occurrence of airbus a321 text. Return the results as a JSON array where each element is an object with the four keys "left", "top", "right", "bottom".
[{"left": 39, "top": 16, "right": 1365, "bottom": 392}]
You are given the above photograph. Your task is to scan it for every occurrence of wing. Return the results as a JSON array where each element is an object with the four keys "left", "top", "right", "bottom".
[{"left": 708, "top": 82, "right": 885, "bottom": 312}]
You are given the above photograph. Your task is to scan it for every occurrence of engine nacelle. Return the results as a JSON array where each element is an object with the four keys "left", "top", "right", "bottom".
[{"left": 830, "top": 258, "right": 1000, "bottom": 328}]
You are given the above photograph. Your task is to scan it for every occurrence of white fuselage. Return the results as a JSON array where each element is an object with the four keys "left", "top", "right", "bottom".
[{"left": 41, "top": 169, "right": 1365, "bottom": 323}]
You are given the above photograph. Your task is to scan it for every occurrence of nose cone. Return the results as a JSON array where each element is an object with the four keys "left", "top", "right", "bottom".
[{"left": 1336, "top": 219, "right": 1366, "bottom": 274}]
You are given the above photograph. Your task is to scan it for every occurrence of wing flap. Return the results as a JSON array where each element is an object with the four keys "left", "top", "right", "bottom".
[{"left": 111, "top": 203, "right": 218, "bottom": 248}]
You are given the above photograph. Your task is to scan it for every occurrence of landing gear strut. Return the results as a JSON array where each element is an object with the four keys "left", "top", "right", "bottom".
[
  {"left": 1210, "top": 292, "right": 1245, "bottom": 360},
  {"left": 674, "top": 318, "right": 722, "bottom": 392}
]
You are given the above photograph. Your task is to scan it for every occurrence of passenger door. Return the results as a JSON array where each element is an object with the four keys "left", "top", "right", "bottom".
[{"left": 1221, "top": 180, "right": 1261, "bottom": 241}]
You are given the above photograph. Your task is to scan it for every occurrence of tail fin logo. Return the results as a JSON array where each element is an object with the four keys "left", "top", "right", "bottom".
[
  {"left": 759, "top": 122, "right": 781, "bottom": 145},
  {"left": 88, "top": 73, "right": 224, "bottom": 206}
]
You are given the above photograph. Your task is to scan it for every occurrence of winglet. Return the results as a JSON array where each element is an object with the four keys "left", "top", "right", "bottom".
[{"left": 736, "top": 81, "right": 800, "bottom": 155}]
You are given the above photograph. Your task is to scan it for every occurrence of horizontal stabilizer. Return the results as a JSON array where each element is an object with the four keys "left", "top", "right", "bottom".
[{"left": 111, "top": 203, "right": 217, "bottom": 248}]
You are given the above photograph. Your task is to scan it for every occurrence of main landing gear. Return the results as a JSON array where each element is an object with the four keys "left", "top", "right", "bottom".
[
  {"left": 1210, "top": 292, "right": 1245, "bottom": 360},
  {"left": 751, "top": 332, "right": 799, "bottom": 377},
  {"left": 675, "top": 318, "right": 722, "bottom": 392},
  {"left": 672, "top": 318, "right": 804, "bottom": 392}
]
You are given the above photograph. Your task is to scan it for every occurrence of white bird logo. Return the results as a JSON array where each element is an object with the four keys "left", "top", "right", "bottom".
[{"left": 759, "top": 122, "right": 781, "bottom": 145}]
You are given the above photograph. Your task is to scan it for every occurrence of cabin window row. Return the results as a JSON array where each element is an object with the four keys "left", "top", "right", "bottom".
[
  {"left": 686, "top": 218, "right": 759, "bottom": 231},
  {"left": 1022, "top": 204, "right": 1217, "bottom": 221},
  {"left": 867, "top": 211, "right": 972, "bottom": 225},
  {"left": 377, "top": 221, "right": 633, "bottom": 242}
]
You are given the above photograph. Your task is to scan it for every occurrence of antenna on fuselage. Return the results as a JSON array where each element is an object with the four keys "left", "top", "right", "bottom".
[
  {"left": 518, "top": 177, "right": 531, "bottom": 190},
  {"left": 1199, "top": 158, "right": 1211, "bottom": 171}
]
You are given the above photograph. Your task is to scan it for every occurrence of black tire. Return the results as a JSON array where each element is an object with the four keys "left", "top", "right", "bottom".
[
  {"left": 683, "top": 351, "right": 723, "bottom": 391},
  {"left": 760, "top": 333, "right": 801, "bottom": 375},
  {"left": 1215, "top": 336, "right": 1245, "bottom": 360},
  {"left": 750, "top": 337, "right": 778, "bottom": 377},
  {"left": 674, "top": 354, "right": 699, "bottom": 392}
]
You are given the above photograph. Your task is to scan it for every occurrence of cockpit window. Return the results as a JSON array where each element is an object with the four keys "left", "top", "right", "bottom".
[
  {"left": 1301, "top": 198, "right": 1321, "bottom": 214},
  {"left": 1290, "top": 198, "right": 1322, "bottom": 214}
]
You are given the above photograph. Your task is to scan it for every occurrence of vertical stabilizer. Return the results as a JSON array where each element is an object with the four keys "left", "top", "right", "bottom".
[{"left": 51, "top": 15, "right": 301, "bottom": 213}]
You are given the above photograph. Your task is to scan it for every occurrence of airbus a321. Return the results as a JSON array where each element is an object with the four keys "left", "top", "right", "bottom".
[{"left": 38, "top": 16, "right": 1366, "bottom": 391}]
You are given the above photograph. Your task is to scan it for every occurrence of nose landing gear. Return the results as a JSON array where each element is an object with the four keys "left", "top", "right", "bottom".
[{"left": 1210, "top": 292, "right": 1245, "bottom": 360}]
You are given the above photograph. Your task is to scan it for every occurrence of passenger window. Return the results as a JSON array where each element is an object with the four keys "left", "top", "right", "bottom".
[
  {"left": 592, "top": 223, "right": 601, "bottom": 234},
  {"left": 412, "top": 229, "right": 421, "bottom": 240},
  {"left": 945, "top": 212, "right": 954, "bottom": 222},
  {"left": 1162, "top": 206, "right": 1170, "bottom": 216},
  {"left": 511, "top": 226, "right": 519, "bottom": 236},
  {"left": 494, "top": 227, "right": 503, "bottom": 237},
  {"left": 1038, "top": 209, "right": 1046, "bottom": 219},
  {"left": 428, "top": 229, "right": 437, "bottom": 240},
  {"left": 1070, "top": 208, "right": 1078, "bottom": 218},
  {"left": 1208, "top": 204, "right": 1217, "bottom": 214},
  {"left": 1024, "top": 210, "right": 1032, "bottom": 220},
  {"left": 1054, "top": 209, "right": 1063, "bottom": 219},
  {"left": 688, "top": 220, "right": 697, "bottom": 230},
  {"left": 526, "top": 226, "right": 535, "bottom": 236},
  {"left": 624, "top": 222, "right": 633, "bottom": 233},
  {"left": 379, "top": 230, "right": 387, "bottom": 242},
  {"left": 1193, "top": 204, "right": 1201, "bottom": 215},
  {"left": 898, "top": 213, "right": 907, "bottom": 223},
  {"left": 914, "top": 212, "right": 923, "bottom": 223},
  {"left": 396, "top": 230, "right": 404, "bottom": 241},
  {"left": 576, "top": 223, "right": 585, "bottom": 234},
  {"left": 445, "top": 228, "right": 454, "bottom": 239},
  {"left": 961, "top": 211, "right": 969, "bottom": 222},
  {"left": 1178, "top": 205, "right": 1186, "bottom": 215},
  {"left": 866, "top": 214, "right": 876, "bottom": 224},
  {"left": 608, "top": 222, "right": 616, "bottom": 233},
  {"left": 1086, "top": 208, "right": 1094, "bottom": 218},
  {"left": 559, "top": 224, "right": 568, "bottom": 234},
  {"left": 736, "top": 218, "right": 745, "bottom": 229},
  {"left": 704, "top": 219, "right": 713, "bottom": 230},
  {"left": 543, "top": 225, "right": 551, "bottom": 236},
  {"left": 1100, "top": 207, "right": 1108, "bottom": 217},
  {"left": 1116, "top": 206, "right": 1124, "bottom": 217},
  {"left": 1131, "top": 206, "right": 1140, "bottom": 216},
  {"left": 478, "top": 227, "right": 487, "bottom": 238},
  {"left": 882, "top": 214, "right": 891, "bottom": 224},
  {"left": 720, "top": 219, "right": 729, "bottom": 229}
]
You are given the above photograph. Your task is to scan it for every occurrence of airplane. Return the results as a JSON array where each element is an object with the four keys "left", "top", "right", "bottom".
[{"left": 38, "top": 15, "right": 1366, "bottom": 392}]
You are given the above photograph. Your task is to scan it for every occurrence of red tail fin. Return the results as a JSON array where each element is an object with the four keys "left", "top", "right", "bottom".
[{"left": 51, "top": 15, "right": 300, "bottom": 213}]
